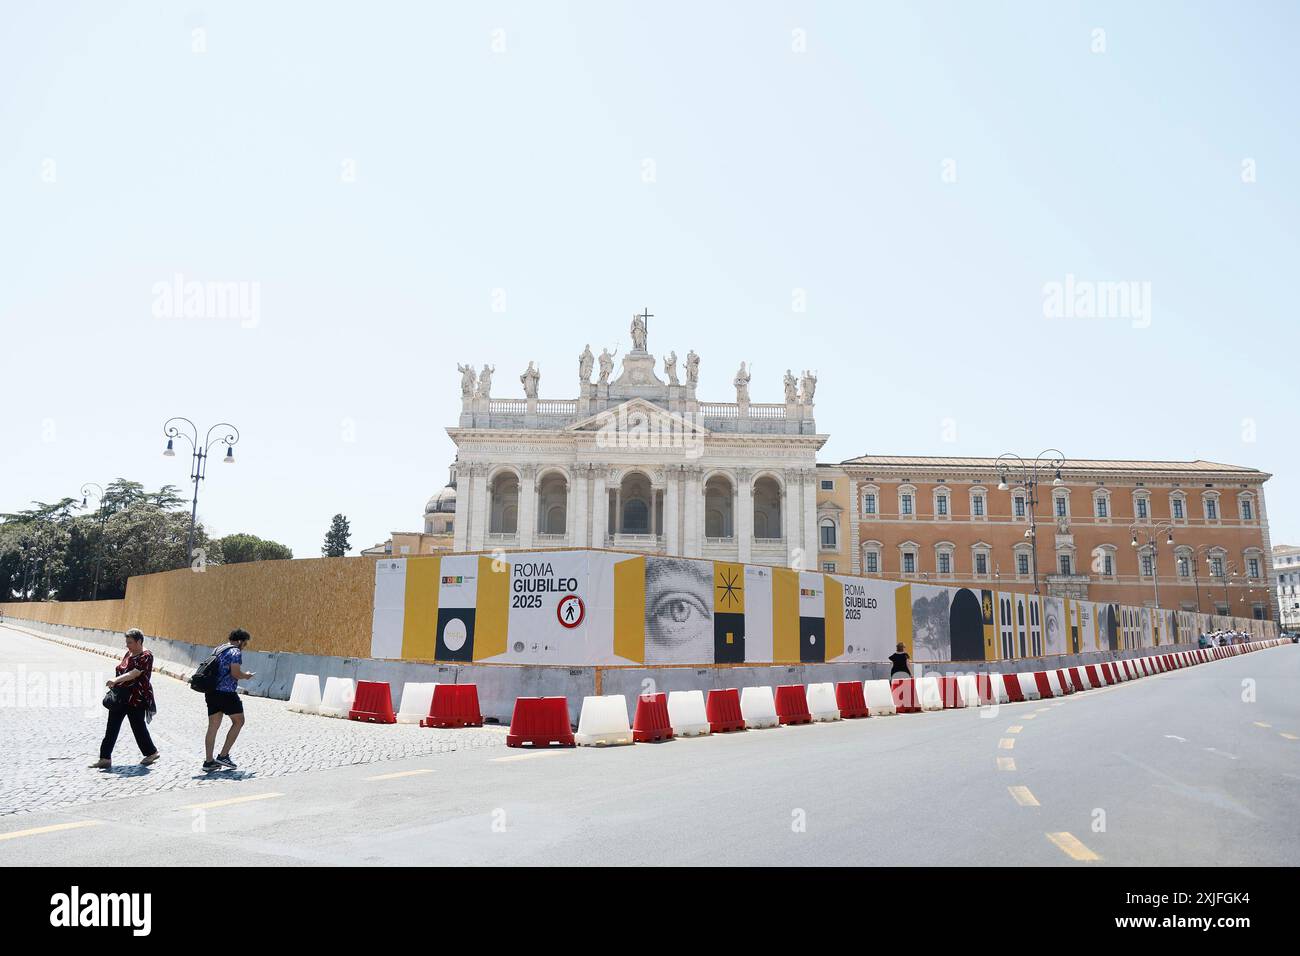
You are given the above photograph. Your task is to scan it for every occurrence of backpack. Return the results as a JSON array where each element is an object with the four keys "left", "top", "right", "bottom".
[{"left": 190, "top": 644, "right": 232, "bottom": 693}]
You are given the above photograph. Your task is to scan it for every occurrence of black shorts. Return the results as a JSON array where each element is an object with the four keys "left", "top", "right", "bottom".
[{"left": 205, "top": 691, "right": 244, "bottom": 716}]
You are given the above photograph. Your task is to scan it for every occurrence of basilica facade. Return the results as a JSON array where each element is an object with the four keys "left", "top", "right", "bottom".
[{"left": 443, "top": 314, "right": 827, "bottom": 568}]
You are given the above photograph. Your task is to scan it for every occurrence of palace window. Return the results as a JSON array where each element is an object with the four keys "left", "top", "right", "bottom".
[
  {"left": 1247, "top": 557, "right": 1261, "bottom": 578},
  {"left": 975, "top": 552, "right": 989, "bottom": 576},
  {"left": 819, "top": 518, "right": 837, "bottom": 550},
  {"left": 936, "top": 492, "right": 949, "bottom": 517},
  {"left": 1094, "top": 491, "right": 1110, "bottom": 519},
  {"left": 1017, "top": 553, "right": 1030, "bottom": 576},
  {"left": 902, "top": 552, "right": 916, "bottom": 575},
  {"left": 1134, "top": 492, "right": 1150, "bottom": 521},
  {"left": 1203, "top": 492, "right": 1220, "bottom": 521},
  {"left": 1055, "top": 493, "right": 1068, "bottom": 518},
  {"left": 1240, "top": 495, "right": 1255, "bottom": 521},
  {"left": 1171, "top": 495, "right": 1185, "bottom": 520},
  {"left": 820, "top": 479, "right": 834, "bottom": 491},
  {"left": 862, "top": 492, "right": 877, "bottom": 515},
  {"left": 865, "top": 550, "right": 880, "bottom": 574},
  {"left": 1140, "top": 553, "right": 1154, "bottom": 577},
  {"left": 935, "top": 544, "right": 954, "bottom": 577},
  {"left": 1176, "top": 550, "right": 1192, "bottom": 579},
  {"left": 1013, "top": 494, "right": 1027, "bottom": 519},
  {"left": 971, "top": 490, "right": 986, "bottom": 518},
  {"left": 1059, "top": 554, "right": 1073, "bottom": 575},
  {"left": 822, "top": 561, "right": 836, "bottom": 573},
  {"left": 900, "top": 494, "right": 914, "bottom": 516},
  {"left": 1209, "top": 556, "right": 1225, "bottom": 577}
]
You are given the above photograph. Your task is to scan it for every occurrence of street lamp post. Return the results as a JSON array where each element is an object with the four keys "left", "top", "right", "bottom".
[
  {"left": 79, "top": 482, "right": 108, "bottom": 600},
  {"left": 1129, "top": 521, "right": 1174, "bottom": 609},
  {"left": 995, "top": 449, "right": 1066, "bottom": 597},
  {"left": 162, "top": 418, "right": 239, "bottom": 563}
]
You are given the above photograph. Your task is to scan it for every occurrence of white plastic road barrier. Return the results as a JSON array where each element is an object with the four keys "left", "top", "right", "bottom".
[
  {"left": 667, "top": 690, "right": 711, "bottom": 737},
  {"left": 806, "top": 682, "right": 841, "bottom": 721},
  {"left": 918, "top": 675, "right": 943, "bottom": 711},
  {"left": 396, "top": 682, "right": 437, "bottom": 724},
  {"left": 287, "top": 673, "right": 322, "bottom": 714},
  {"left": 1017, "top": 673, "right": 1041, "bottom": 701},
  {"left": 1045, "top": 671, "right": 1065, "bottom": 697},
  {"left": 575, "top": 695, "right": 633, "bottom": 746},
  {"left": 318, "top": 677, "right": 356, "bottom": 718},
  {"left": 863, "top": 679, "right": 897, "bottom": 716},
  {"left": 740, "top": 686, "right": 780, "bottom": 728},
  {"left": 990, "top": 674, "right": 1010, "bottom": 704},
  {"left": 956, "top": 674, "right": 980, "bottom": 708}
]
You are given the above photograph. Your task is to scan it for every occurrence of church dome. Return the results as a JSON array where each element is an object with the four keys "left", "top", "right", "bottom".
[{"left": 425, "top": 485, "right": 457, "bottom": 514}]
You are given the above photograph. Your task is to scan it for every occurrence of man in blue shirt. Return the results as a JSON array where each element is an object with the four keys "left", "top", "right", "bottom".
[{"left": 203, "top": 628, "right": 255, "bottom": 771}]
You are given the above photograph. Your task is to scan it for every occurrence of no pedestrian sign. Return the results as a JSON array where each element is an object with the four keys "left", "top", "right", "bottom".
[{"left": 557, "top": 594, "right": 585, "bottom": 628}]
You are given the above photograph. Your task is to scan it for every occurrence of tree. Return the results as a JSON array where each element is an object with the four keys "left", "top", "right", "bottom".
[
  {"left": 322, "top": 514, "right": 351, "bottom": 557},
  {"left": 218, "top": 533, "right": 293, "bottom": 564}
]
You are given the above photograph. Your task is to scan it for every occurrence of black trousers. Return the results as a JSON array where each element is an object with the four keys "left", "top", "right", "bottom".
[{"left": 100, "top": 706, "right": 156, "bottom": 760}]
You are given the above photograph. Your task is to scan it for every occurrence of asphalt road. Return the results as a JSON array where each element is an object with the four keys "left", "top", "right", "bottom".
[{"left": 2, "top": 625, "right": 1297, "bottom": 866}]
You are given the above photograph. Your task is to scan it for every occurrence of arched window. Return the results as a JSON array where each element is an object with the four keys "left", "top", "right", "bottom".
[
  {"left": 620, "top": 471, "right": 653, "bottom": 534},
  {"left": 819, "top": 517, "right": 838, "bottom": 550},
  {"left": 753, "top": 475, "right": 782, "bottom": 539},
  {"left": 704, "top": 474, "right": 734, "bottom": 538},
  {"left": 488, "top": 472, "right": 519, "bottom": 534},
  {"left": 536, "top": 471, "right": 568, "bottom": 535}
]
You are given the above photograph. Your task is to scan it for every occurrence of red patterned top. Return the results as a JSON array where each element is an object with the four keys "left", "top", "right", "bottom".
[{"left": 116, "top": 649, "right": 155, "bottom": 712}]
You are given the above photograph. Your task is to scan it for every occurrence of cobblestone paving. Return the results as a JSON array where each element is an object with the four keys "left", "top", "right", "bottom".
[{"left": 0, "top": 625, "right": 506, "bottom": 817}]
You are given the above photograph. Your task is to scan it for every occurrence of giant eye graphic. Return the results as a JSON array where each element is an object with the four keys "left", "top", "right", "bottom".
[{"left": 648, "top": 590, "right": 711, "bottom": 647}]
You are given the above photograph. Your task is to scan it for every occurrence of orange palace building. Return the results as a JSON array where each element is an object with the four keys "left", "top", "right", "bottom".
[{"left": 813, "top": 456, "right": 1276, "bottom": 621}]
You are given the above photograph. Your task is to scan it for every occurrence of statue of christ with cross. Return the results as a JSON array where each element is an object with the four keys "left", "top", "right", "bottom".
[{"left": 630, "top": 307, "right": 652, "bottom": 352}]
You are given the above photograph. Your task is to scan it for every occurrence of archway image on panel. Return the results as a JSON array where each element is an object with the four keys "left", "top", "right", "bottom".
[{"left": 949, "top": 588, "right": 985, "bottom": 661}]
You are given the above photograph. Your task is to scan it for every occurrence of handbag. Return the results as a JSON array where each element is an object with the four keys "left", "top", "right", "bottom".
[{"left": 102, "top": 685, "right": 127, "bottom": 710}]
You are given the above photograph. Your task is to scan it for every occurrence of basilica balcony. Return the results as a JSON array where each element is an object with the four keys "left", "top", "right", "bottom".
[
  {"left": 486, "top": 532, "right": 519, "bottom": 547},
  {"left": 535, "top": 532, "right": 567, "bottom": 545},
  {"left": 608, "top": 532, "right": 665, "bottom": 552}
]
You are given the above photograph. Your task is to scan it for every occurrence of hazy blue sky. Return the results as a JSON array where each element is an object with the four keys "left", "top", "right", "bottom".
[{"left": 2, "top": 1, "right": 1297, "bottom": 557}]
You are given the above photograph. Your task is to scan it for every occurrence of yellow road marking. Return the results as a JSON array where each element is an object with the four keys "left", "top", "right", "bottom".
[
  {"left": 364, "top": 769, "right": 435, "bottom": 781},
  {"left": 182, "top": 793, "right": 283, "bottom": 810},
  {"left": 491, "top": 750, "right": 567, "bottom": 763},
  {"left": 1254, "top": 722, "right": 1272, "bottom": 728},
  {"left": 1282, "top": 733, "right": 1298, "bottom": 741},
  {"left": 1006, "top": 725, "right": 1023, "bottom": 734},
  {"left": 0, "top": 820, "right": 102, "bottom": 842},
  {"left": 997, "top": 757, "right": 1016, "bottom": 771},
  {"left": 998, "top": 738, "right": 1016, "bottom": 750},
  {"left": 1046, "top": 831, "right": 1101, "bottom": 861},
  {"left": 1008, "top": 785, "right": 1040, "bottom": 806}
]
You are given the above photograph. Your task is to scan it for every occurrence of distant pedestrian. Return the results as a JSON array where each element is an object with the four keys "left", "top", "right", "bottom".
[
  {"left": 203, "top": 628, "right": 256, "bottom": 772},
  {"left": 91, "top": 628, "right": 159, "bottom": 770},
  {"left": 889, "top": 642, "right": 912, "bottom": 679}
]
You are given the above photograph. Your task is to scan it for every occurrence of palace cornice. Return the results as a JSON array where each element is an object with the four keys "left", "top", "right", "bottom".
[{"left": 838, "top": 463, "right": 1270, "bottom": 486}]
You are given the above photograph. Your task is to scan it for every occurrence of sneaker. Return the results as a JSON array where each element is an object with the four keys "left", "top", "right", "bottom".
[
  {"left": 202, "top": 760, "right": 221, "bottom": 772},
  {"left": 89, "top": 758, "right": 111, "bottom": 770},
  {"left": 215, "top": 754, "right": 237, "bottom": 770},
  {"left": 140, "top": 752, "right": 160, "bottom": 766}
]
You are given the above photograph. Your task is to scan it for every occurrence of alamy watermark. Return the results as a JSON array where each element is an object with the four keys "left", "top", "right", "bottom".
[
  {"left": 152, "top": 273, "right": 260, "bottom": 328},
  {"left": 1042, "top": 274, "right": 1151, "bottom": 329}
]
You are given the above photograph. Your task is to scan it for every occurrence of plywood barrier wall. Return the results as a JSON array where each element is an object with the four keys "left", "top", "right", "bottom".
[
  {"left": 1, "top": 557, "right": 378, "bottom": 657},
  {"left": 0, "top": 598, "right": 127, "bottom": 633}
]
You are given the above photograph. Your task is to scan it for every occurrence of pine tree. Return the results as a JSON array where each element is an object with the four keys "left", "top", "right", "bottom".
[{"left": 321, "top": 514, "right": 352, "bottom": 557}]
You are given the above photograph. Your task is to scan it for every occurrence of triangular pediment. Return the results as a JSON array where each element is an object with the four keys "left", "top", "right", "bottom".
[{"left": 566, "top": 398, "right": 710, "bottom": 436}]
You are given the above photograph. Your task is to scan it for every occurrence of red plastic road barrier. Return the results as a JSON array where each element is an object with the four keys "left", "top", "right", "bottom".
[
  {"left": 1068, "top": 666, "right": 1087, "bottom": 690},
  {"left": 1104, "top": 663, "right": 1121, "bottom": 683},
  {"left": 835, "top": 681, "right": 870, "bottom": 718},
  {"left": 421, "top": 684, "right": 483, "bottom": 728},
  {"left": 1002, "top": 673, "right": 1025, "bottom": 703},
  {"left": 776, "top": 684, "right": 813, "bottom": 725},
  {"left": 506, "top": 697, "right": 575, "bottom": 748},
  {"left": 632, "top": 692, "right": 674, "bottom": 742},
  {"left": 1032, "top": 672, "right": 1055, "bottom": 699},
  {"left": 938, "top": 676, "right": 964, "bottom": 709},
  {"left": 1055, "top": 669, "right": 1074, "bottom": 694},
  {"left": 348, "top": 680, "right": 397, "bottom": 724},
  {"left": 891, "top": 678, "right": 922, "bottom": 713},
  {"left": 1083, "top": 664, "right": 1103, "bottom": 686},
  {"left": 706, "top": 688, "right": 746, "bottom": 733}
]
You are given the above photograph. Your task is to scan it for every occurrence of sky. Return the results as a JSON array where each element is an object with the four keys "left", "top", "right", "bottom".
[{"left": 2, "top": 1, "right": 1297, "bottom": 557}]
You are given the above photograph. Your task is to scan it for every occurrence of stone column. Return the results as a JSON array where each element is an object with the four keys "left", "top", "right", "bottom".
[
  {"left": 802, "top": 468, "right": 818, "bottom": 570},
  {"left": 570, "top": 466, "right": 587, "bottom": 549},
  {"left": 664, "top": 466, "right": 680, "bottom": 556},
  {"left": 592, "top": 468, "right": 609, "bottom": 548},
  {"left": 736, "top": 468, "right": 753, "bottom": 564},
  {"left": 518, "top": 465, "right": 537, "bottom": 550},
  {"left": 470, "top": 466, "right": 489, "bottom": 552},
  {"left": 453, "top": 464, "right": 471, "bottom": 552},
  {"left": 683, "top": 467, "right": 702, "bottom": 557}
]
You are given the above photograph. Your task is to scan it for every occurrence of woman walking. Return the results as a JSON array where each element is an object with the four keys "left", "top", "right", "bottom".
[
  {"left": 91, "top": 628, "right": 159, "bottom": 769},
  {"left": 889, "top": 642, "right": 912, "bottom": 679}
]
